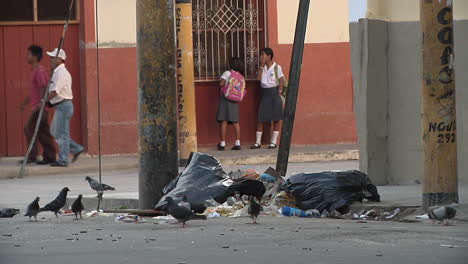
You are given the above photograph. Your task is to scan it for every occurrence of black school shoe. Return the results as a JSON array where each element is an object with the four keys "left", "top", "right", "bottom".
[
  {"left": 232, "top": 145, "right": 241, "bottom": 151},
  {"left": 217, "top": 143, "right": 225, "bottom": 151},
  {"left": 268, "top": 144, "right": 277, "bottom": 149},
  {"left": 250, "top": 144, "right": 260, "bottom": 149}
]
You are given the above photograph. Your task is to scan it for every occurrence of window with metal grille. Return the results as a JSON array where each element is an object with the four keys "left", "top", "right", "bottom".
[{"left": 192, "top": 0, "right": 266, "bottom": 81}]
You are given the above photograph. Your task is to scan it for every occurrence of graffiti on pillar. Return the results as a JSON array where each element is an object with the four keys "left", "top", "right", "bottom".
[{"left": 426, "top": 3, "right": 456, "bottom": 144}]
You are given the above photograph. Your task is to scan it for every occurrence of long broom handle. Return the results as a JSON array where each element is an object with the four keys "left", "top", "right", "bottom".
[{"left": 18, "top": 0, "right": 75, "bottom": 178}]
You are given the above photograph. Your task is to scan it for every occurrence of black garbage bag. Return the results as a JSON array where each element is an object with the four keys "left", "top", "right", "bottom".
[
  {"left": 154, "top": 152, "right": 232, "bottom": 213},
  {"left": 281, "top": 170, "right": 380, "bottom": 214}
]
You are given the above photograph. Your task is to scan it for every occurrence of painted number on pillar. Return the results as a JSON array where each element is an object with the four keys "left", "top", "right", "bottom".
[{"left": 429, "top": 121, "right": 456, "bottom": 144}]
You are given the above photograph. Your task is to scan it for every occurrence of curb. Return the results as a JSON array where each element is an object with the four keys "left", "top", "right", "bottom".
[{"left": 0, "top": 150, "right": 358, "bottom": 179}]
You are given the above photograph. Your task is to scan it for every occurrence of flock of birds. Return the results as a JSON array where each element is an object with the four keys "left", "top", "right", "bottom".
[
  {"left": 24, "top": 177, "right": 115, "bottom": 221},
  {"left": 20, "top": 176, "right": 457, "bottom": 227},
  {"left": 22, "top": 177, "right": 267, "bottom": 227}
]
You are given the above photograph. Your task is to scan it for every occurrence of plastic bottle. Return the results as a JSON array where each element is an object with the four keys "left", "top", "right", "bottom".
[{"left": 281, "top": 206, "right": 321, "bottom": 218}]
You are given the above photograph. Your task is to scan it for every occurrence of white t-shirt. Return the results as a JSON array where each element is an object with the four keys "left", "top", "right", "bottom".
[
  {"left": 261, "top": 62, "right": 284, "bottom": 88},
  {"left": 221, "top": 70, "right": 231, "bottom": 83},
  {"left": 49, "top": 64, "right": 73, "bottom": 104}
]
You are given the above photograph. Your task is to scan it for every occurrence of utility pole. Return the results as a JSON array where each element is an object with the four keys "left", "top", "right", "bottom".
[
  {"left": 276, "top": 0, "right": 310, "bottom": 176},
  {"left": 136, "top": 0, "right": 179, "bottom": 209},
  {"left": 176, "top": 0, "right": 198, "bottom": 166},
  {"left": 420, "top": 0, "right": 458, "bottom": 209}
]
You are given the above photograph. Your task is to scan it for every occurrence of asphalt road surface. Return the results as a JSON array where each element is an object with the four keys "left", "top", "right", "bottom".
[{"left": 1, "top": 214, "right": 467, "bottom": 264}]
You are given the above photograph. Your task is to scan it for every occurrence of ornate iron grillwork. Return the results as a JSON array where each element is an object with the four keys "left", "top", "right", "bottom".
[{"left": 193, "top": 0, "right": 266, "bottom": 81}]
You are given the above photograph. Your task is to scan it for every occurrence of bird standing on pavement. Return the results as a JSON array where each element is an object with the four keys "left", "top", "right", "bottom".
[
  {"left": 25, "top": 197, "right": 40, "bottom": 221},
  {"left": 165, "top": 197, "right": 206, "bottom": 227},
  {"left": 71, "top": 194, "right": 84, "bottom": 220},
  {"left": 227, "top": 179, "right": 266, "bottom": 205},
  {"left": 39, "top": 187, "right": 70, "bottom": 217},
  {"left": 85, "top": 176, "right": 115, "bottom": 201},
  {"left": 248, "top": 196, "right": 262, "bottom": 224},
  {"left": 428, "top": 206, "right": 456, "bottom": 225}
]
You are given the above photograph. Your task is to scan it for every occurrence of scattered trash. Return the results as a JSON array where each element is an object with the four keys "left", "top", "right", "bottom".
[
  {"left": 207, "top": 212, "right": 221, "bottom": 219},
  {"left": 152, "top": 215, "right": 175, "bottom": 220},
  {"left": 226, "top": 197, "right": 237, "bottom": 206},
  {"left": 259, "top": 173, "right": 276, "bottom": 183},
  {"left": 2, "top": 234, "right": 12, "bottom": 237},
  {"left": 269, "top": 191, "right": 296, "bottom": 208},
  {"left": 281, "top": 170, "right": 380, "bottom": 214},
  {"left": 385, "top": 208, "right": 400, "bottom": 219},
  {"left": 0, "top": 208, "right": 20, "bottom": 218},
  {"left": 440, "top": 244, "right": 468, "bottom": 248},
  {"left": 114, "top": 215, "right": 147, "bottom": 223},
  {"left": 154, "top": 153, "right": 232, "bottom": 213},
  {"left": 281, "top": 206, "right": 321, "bottom": 218},
  {"left": 222, "top": 245, "right": 230, "bottom": 249},
  {"left": 416, "top": 214, "right": 429, "bottom": 219}
]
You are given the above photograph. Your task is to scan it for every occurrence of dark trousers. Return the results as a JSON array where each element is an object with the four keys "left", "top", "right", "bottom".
[{"left": 24, "top": 109, "right": 56, "bottom": 161}]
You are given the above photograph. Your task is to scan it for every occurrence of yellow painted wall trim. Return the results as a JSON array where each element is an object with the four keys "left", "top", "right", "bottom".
[{"left": 277, "top": 0, "right": 350, "bottom": 44}]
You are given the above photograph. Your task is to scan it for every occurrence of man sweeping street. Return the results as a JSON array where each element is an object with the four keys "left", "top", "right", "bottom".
[
  {"left": 19, "top": 45, "right": 57, "bottom": 165},
  {"left": 46, "top": 48, "right": 84, "bottom": 167}
]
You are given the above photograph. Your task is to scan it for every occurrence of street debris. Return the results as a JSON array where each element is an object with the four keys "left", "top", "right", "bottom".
[
  {"left": 0, "top": 208, "right": 20, "bottom": 218},
  {"left": 281, "top": 206, "right": 320, "bottom": 218},
  {"left": 280, "top": 170, "right": 380, "bottom": 214},
  {"left": 154, "top": 153, "right": 232, "bottom": 213},
  {"left": 114, "top": 215, "right": 147, "bottom": 223},
  {"left": 440, "top": 244, "right": 468, "bottom": 248}
]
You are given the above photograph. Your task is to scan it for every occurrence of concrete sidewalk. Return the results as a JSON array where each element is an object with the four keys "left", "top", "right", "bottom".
[{"left": 0, "top": 144, "right": 358, "bottom": 179}]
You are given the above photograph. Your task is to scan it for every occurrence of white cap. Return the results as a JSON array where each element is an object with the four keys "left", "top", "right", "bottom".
[{"left": 46, "top": 48, "right": 67, "bottom": 61}]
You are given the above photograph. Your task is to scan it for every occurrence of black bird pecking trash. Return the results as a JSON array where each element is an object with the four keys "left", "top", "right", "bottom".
[
  {"left": 24, "top": 197, "right": 40, "bottom": 221},
  {"left": 39, "top": 187, "right": 70, "bottom": 217},
  {"left": 71, "top": 194, "right": 84, "bottom": 220},
  {"left": 165, "top": 197, "right": 206, "bottom": 227}
]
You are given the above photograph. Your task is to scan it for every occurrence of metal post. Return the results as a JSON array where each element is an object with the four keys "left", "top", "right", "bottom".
[
  {"left": 276, "top": 0, "right": 310, "bottom": 176},
  {"left": 176, "top": 0, "right": 198, "bottom": 166},
  {"left": 136, "top": 0, "right": 179, "bottom": 209},
  {"left": 420, "top": 0, "right": 458, "bottom": 209}
]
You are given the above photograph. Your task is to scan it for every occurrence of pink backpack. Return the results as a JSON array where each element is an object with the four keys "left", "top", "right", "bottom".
[{"left": 221, "top": 71, "right": 246, "bottom": 102}]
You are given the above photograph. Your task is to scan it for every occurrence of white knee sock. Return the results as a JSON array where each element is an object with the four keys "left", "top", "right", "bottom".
[
  {"left": 271, "top": 131, "right": 280, "bottom": 145},
  {"left": 220, "top": 141, "right": 226, "bottom": 147},
  {"left": 235, "top": 140, "right": 240, "bottom": 146},
  {"left": 255, "top": 132, "right": 263, "bottom": 145}
]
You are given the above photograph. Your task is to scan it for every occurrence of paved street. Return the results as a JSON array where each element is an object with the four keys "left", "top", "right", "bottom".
[
  {"left": 1, "top": 214, "right": 467, "bottom": 264},
  {"left": 1, "top": 160, "right": 467, "bottom": 263}
]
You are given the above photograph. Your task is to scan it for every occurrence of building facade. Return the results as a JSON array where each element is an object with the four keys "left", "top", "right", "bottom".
[{"left": 0, "top": 0, "right": 356, "bottom": 157}]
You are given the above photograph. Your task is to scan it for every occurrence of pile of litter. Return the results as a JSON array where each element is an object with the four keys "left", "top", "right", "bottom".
[{"left": 151, "top": 152, "right": 387, "bottom": 222}]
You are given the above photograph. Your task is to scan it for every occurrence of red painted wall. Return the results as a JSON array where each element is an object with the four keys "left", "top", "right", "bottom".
[{"left": 0, "top": 24, "right": 82, "bottom": 157}]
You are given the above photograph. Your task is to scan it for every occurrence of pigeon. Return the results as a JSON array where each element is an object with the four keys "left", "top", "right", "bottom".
[
  {"left": 227, "top": 179, "right": 266, "bottom": 205},
  {"left": 85, "top": 176, "right": 115, "bottom": 201},
  {"left": 428, "top": 206, "right": 456, "bottom": 225},
  {"left": 39, "top": 187, "right": 70, "bottom": 217},
  {"left": 165, "top": 197, "right": 206, "bottom": 227},
  {"left": 178, "top": 194, "right": 192, "bottom": 211},
  {"left": 0, "top": 208, "right": 20, "bottom": 218},
  {"left": 71, "top": 194, "right": 84, "bottom": 220},
  {"left": 24, "top": 197, "right": 40, "bottom": 221},
  {"left": 248, "top": 196, "right": 262, "bottom": 224}
]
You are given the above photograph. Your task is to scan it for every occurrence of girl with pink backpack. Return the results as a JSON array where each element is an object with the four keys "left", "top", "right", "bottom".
[{"left": 216, "top": 57, "right": 246, "bottom": 151}]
